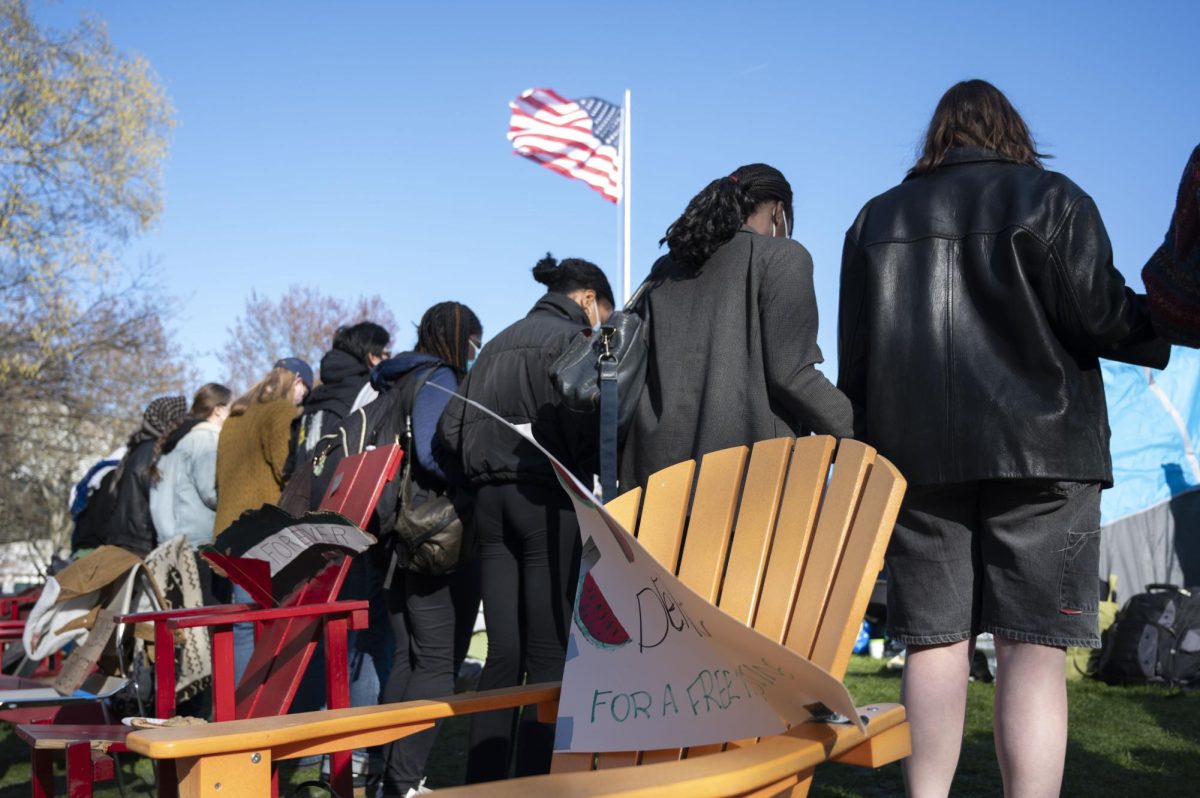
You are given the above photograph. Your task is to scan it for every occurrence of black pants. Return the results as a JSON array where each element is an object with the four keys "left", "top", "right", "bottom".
[
  {"left": 465, "top": 482, "right": 580, "bottom": 783},
  {"left": 380, "top": 561, "right": 480, "bottom": 795}
]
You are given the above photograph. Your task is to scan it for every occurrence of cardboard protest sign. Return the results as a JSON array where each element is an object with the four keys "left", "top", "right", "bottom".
[
  {"left": 430, "top": 386, "right": 863, "bottom": 754},
  {"left": 204, "top": 506, "right": 376, "bottom": 604}
]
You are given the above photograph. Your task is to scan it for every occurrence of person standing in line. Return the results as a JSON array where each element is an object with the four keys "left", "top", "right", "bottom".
[
  {"left": 837, "top": 79, "right": 1168, "bottom": 798},
  {"left": 286, "top": 322, "right": 392, "bottom": 786},
  {"left": 106, "top": 395, "right": 190, "bottom": 557},
  {"left": 437, "top": 255, "right": 612, "bottom": 782},
  {"left": 289, "top": 321, "right": 391, "bottom": 475},
  {"left": 620, "top": 162, "right": 853, "bottom": 491},
  {"left": 376, "top": 301, "right": 482, "bottom": 798},
  {"left": 1142, "top": 143, "right": 1200, "bottom": 346},
  {"left": 149, "top": 383, "right": 232, "bottom": 603},
  {"left": 214, "top": 358, "right": 310, "bottom": 681}
]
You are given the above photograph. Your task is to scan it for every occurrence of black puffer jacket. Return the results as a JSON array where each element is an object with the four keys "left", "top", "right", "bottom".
[
  {"left": 105, "top": 437, "right": 159, "bottom": 556},
  {"left": 437, "top": 293, "right": 598, "bottom": 487},
  {"left": 289, "top": 349, "right": 371, "bottom": 475},
  {"left": 838, "top": 146, "right": 1170, "bottom": 486}
]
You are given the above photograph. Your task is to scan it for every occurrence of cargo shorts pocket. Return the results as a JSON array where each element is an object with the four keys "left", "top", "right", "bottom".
[{"left": 1058, "top": 528, "right": 1101, "bottom": 614}]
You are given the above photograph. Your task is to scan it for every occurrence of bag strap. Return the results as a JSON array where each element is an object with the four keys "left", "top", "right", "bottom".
[
  {"left": 596, "top": 273, "right": 658, "bottom": 500},
  {"left": 598, "top": 356, "right": 619, "bottom": 500},
  {"left": 397, "top": 363, "right": 444, "bottom": 486},
  {"left": 1146, "top": 583, "right": 1190, "bottom": 596}
]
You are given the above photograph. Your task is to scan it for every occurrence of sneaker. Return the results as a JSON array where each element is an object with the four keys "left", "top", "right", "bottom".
[
  {"left": 455, "top": 658, "right": 484, "bottom": 692},
  {"left": 404, "top": 777, "right": 433, "bottom": 796}
]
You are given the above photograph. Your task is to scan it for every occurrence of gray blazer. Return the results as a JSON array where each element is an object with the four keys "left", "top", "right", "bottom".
[{"left": 620, "top": 227, "right": 853, "bottom": 490}]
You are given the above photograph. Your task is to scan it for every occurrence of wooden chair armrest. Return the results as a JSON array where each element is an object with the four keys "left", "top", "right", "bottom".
[
  {"left": 126, "top": 683, "right": 561, "bottom": 761},
  {"left": 433, "top": 704, "right": 908, "bottom": 798},
  {"left": 115, "top": 604, "right": 255, "bottom": 625},
  {"left": 165, "top": 601, "right": 369, "bottom": 631}
]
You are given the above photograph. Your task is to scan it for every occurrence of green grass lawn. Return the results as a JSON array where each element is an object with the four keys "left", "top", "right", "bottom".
[{"left": 2, "top": 656, "right": 1196, "bottom": 797}]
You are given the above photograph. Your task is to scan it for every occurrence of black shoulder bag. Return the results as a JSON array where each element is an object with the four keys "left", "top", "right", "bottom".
[
  {"left": 392, "top": 367, "right": 471, "bottom": 576},
  {"left": 550, "top": 278, "right": 652, "bottom": 499}
]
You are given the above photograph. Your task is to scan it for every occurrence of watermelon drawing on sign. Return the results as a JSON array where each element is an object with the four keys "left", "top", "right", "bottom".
[{"left": 575, "top": 571, "right": 631, "bottom": 649}]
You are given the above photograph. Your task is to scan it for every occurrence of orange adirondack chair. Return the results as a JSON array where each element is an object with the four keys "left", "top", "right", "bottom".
[{"left": 125, "top": 436, "right": 911, "bottom": 798}]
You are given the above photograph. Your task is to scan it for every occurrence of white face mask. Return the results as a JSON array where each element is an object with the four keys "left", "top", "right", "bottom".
[{"left": 772, "top": 206, "right": 790, "bottom": 238}]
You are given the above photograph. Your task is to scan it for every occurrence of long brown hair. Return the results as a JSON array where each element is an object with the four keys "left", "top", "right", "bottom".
[
  {"left": 230, "top": 367, "right": 296, "bottom": 417},
  {"left": 190, "top": 382, "right": 232, "bottom": 419},
  {"left": 147, "top": 384, "right": 234, "bottom": 483},
  {"left": 909, "top": 80, "right": 1048, "bottom": 178}
]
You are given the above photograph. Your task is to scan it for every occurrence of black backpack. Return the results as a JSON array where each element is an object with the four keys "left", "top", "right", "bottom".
[
  {"left": 1096, "top": 584, "right": 1200, "bottom": 687},
  {"left": 298, "top": 383, "right": 407, "bottom": 531},
  {"left": 71, "top": 468, "right": 119, "bottom": 552}
]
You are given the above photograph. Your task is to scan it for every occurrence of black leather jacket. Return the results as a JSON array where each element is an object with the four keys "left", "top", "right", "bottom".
[
  {"left": 105, "top": 438, "right": 159, "bottom": 556},
  {"left": 838, "top": 147, "right": 1169, "bottom": 486}
]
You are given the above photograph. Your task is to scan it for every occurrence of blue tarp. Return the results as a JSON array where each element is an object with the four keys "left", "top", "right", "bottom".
[{"left": 1102, "top": 346, "right": 1200, "bottom": 525}]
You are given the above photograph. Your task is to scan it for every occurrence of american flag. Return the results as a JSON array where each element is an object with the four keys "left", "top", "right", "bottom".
[{"left": 507, "top": 88, "right": 622, "bottom": 203}]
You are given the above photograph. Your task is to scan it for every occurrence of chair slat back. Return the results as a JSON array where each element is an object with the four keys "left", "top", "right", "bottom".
[
  {"left": 675, "top": 446, "right": 748, "bottom": 602},
  {"left": 807, "top": 453, "right": 904, "bottom": 679},
  {"left": 752, "top": 437, "right": 836, "bottom": 643},
  {"left": 232, "top": 559, "right": 350, "bottom": 721},
  {"left": 783, "top": 440, "right": 873, "bottom": 664},
  {"left": 632, "top": 460, "right": 694, "bottom": 571},
  {"left": 552, "top": 437, "right": 905, "bottom": 774},
  {"left": 718, "top": 438, "right": 793, "bottom": 625}
]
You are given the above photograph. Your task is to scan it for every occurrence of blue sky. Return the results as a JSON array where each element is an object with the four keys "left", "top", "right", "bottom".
[{"left": 33, "top": 1, "right": 1200, "bottom": 384}]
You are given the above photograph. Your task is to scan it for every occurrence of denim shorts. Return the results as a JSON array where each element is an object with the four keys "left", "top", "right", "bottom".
[{"left": 886, "top": 479, "right": 1102, "bottom": 649}]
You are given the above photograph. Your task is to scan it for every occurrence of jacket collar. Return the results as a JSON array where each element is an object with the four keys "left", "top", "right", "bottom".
[
  {"left": 529, "top": 292, "right": 590, "bottom": 326},
  {"left": 901, "top": 146, "right": 1018, "bottom": 183},
  {"left": 938, "top": 145, "right": 1016, "bottom": 168}
]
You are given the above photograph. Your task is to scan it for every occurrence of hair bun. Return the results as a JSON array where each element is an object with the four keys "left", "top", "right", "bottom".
[{"left": 532, "top": 253, "right": 560, "bottom": 286}]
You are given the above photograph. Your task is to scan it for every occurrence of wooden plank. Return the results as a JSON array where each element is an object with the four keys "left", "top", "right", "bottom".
[
  {"left": 633, "top": 460, "right": 695, "bottom": 572},
  {"left": 754, "top": 438, "right": 835, "bottom": 643},
  {"left": 597, "top": 750, "right": 640, "bottom": 769},
  {"left": 810, "top": 456, "right": 906, "bottom": 678},
  {"left": 429, "top": 704, "right": 907, "bottom": 798},
  {"left": 274, "top": 722, "right": 436, "bottom": 761},
  {"left": 638, "top": 748, "right": 683, "bottom": 765},
  {"left": 126, "top": 683, "right": 562, "bottom": 760},
  {"left": 829, "top": 721, "right": 911, "bottom": 767},
  {"left": 606, "top": 488, "right": 642, "bottom": 534},
  {"left": 784, "top": 441, "right": 873, "bottom": 662},
  {"left": 550, "top": 752, "right": 596, "bottom": 773},
  {"left": 739, "top": 773, "right": 801, "bottom": 798},
  {"left": 719, "top": 439, "right": 793, "bottom": 625},
  {"left": 685, "top": 743, "right": 725, "bottom": 759},
  {"left": 677, "top": 446, "right": 748, "bottom": 599},
  {"left": 177, "top": 750, "right": 271, "bottom": 798},
  {"left": 15, "top": 724, "right": 128, "bottom": 750}
]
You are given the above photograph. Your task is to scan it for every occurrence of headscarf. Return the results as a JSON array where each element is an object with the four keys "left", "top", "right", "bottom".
[{"left": 142, "top": 395, "right": 188, "bottom": 439}]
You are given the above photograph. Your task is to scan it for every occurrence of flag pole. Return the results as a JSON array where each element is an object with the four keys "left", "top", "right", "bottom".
[{"left": 621, "top": 89, "right": 632, "bottom": 305}]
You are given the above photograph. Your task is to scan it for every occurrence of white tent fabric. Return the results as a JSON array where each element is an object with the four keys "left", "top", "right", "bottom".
[{"left": 1100, "top": 346, "right": 1200, "bottom": 599}]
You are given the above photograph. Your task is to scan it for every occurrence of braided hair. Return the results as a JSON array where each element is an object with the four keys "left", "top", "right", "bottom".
[
  {"left": 416, "top": 302, "right": 482, "bottom": 375},
  {"left": 531, "top": 253, "right": 615, "bottom": 307},
  {"left": 661, "top": 163, "right": 794, "bottom": 271}
]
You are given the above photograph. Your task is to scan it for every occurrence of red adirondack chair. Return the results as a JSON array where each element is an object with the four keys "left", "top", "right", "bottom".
[{"left": 16, "top": 444, "right": 403, "bottom": 798}]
